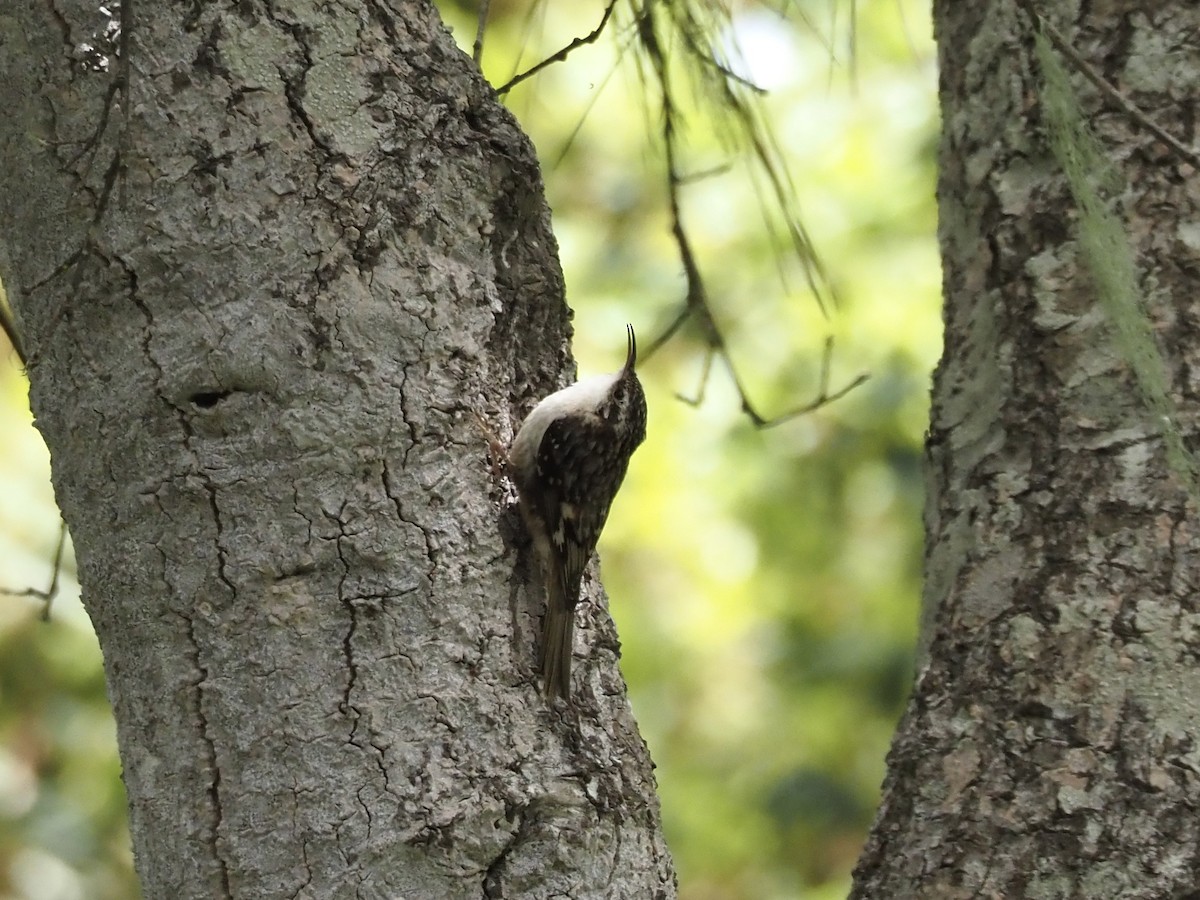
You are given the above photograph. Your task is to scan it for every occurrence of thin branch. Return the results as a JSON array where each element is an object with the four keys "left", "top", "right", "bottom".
[
  {"left": 674, "top": 345, "right": 715, "bottom": 407},
  {"left": 734, "top": 103, "right": 831, "bottom": 314},
  {"left": 658, "top": 0, "right": 834, "bottom": 314},
  {"left": 675, "top": 26, "right": 766, "bottom": 96},
  {"left": 675, "top": 163, "right": 732, "bottom": 184},
  {"left": 751, "top": 337, "right": 871, "bottom": 429},
  {"left": 1014, "top": 0, "right": 1200, "bottom": 170},
  {"left": 642, "top": 306, "right": 691, "bottom": 361},
  {"left": 497, "top": 0, "right": 619, "bottom": 96},
  {"left": 473, "top": 0, "right": 490, "bottom": 65},
  {"left": 636, "top": 3, "right": 864, "bottom": 428},
  {"left": 549, "top": 38, "right": 629, "bottom": 170},
  {"left": 2, "top": 522, "right": 69, "bottom": 621}
]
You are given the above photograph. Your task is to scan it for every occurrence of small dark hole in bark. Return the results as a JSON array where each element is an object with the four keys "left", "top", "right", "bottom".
[
  {"left": 190, "top": 390, "right": 231, "bottom": 409},
  {"left": 1015, "top": 700, "right": 1054, "bottom": 719}
]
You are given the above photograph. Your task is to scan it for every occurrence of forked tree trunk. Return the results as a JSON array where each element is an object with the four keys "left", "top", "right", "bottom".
[
  {"left": 853, "top": 2, "right": 1200, "bottom": 895},
  {"left": 0, "top": 2, "right": 674, "bottom": 897}
]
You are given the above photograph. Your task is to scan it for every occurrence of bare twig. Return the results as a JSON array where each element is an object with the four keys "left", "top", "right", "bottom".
[
  {"left": 473, "top": 0, "right": 490, "bottom": 65},
  {"left": 549, "top": 40, "right": 629, "bottom": 169},
  {"left": 1014, "top": 0, "right": 1200, "bottom": 170},
  {"left": 674, "top": 345, "right": 715, "bottom": 407},
  {"left": 635, "top": 3, "right": 864, "bottom": 427},
  {"left": 675, "top": 163, "right": 732, "bottom": 184},
  {"left": 2, "top": 522, "right": 69, "bottom": 621},
  {"left": 675, "top": 26, "right": 766, "bottom": 95},
  {"left": 749, "top": 337, "right": 870, "bottom": 429},
  {"left": 497, "top": 0, "right": 619, "bottom": 96}
]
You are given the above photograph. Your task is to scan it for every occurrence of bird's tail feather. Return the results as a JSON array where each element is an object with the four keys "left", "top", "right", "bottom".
[{"left": 540, "top": 578, "right": 576, "bottom": 700}]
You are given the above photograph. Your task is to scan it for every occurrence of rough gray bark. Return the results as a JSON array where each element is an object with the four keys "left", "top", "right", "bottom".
[
  {"left": 853, "top": 1, "right": 1200, "bottom": 896},
  {"left": 0, "top": 2, "right": 674, "bottom": 897}
]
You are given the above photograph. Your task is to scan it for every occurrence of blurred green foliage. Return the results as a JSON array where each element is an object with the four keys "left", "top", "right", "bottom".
[{"left": 0, "top": 1, "right": 938, "bottom": 897}]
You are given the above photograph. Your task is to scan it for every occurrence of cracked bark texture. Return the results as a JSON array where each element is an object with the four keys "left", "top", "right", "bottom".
[
  {"left": 0, "top": 1, "right": 674, "bottom": 898},
  {"left": 852, "top": 2, "right": 1200, "bottom": 897}
]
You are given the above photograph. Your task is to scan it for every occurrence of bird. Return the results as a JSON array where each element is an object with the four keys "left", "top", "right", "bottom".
[{"left": 506, "top": 324, "right": 647, "bottom": 700}]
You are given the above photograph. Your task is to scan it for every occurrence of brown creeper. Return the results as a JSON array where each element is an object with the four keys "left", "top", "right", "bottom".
[{"left": 508, "top": 325, "right": 647, "bottom": 700}]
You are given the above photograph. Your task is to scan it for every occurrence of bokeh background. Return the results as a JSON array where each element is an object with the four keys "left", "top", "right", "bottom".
[{"left": 0, "top": 1, "right": 939, "bottom": 897}]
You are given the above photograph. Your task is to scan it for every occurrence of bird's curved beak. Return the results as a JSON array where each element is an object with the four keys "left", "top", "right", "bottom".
[{"left": 624, "top": 324, "right": 637, "bottom": 372}]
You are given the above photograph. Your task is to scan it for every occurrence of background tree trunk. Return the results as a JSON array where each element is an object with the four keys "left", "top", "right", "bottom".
[
  {"left": 853, "top": 1, "right": 1200, "bottom": 895},
  {"left": 0, "top": 2, "right": 674, "bottom": 897}
]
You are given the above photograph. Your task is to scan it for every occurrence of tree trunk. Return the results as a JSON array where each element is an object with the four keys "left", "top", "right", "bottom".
[
  {"left": 0, "top": 2, "right": 674, "bottom": 897},
  {"left": 853, "top": 1, "right": 1200, "bottom": 896}
]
